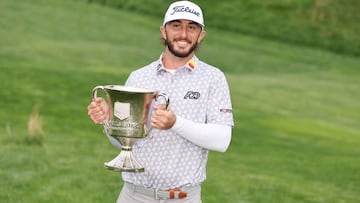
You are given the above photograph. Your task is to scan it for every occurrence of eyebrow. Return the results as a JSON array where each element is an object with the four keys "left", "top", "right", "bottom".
[
  {"left": 168, "top": 20, "right": 181, "bottom": 24},
  {"left": 169, "top": 20, "right": 200, "bottom": 26}
]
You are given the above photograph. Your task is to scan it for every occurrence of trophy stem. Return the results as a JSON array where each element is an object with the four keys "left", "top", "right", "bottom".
[{"left": 104, "top": 147, "right": 145, "bottom": 172}]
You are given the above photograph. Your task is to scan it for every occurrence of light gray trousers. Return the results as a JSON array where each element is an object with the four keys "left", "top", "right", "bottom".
[{"left": 116, "top": 183, "right": 202, "bottom": 203}]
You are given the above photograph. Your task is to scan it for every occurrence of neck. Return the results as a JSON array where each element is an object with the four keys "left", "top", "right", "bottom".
[{"left": 162, "top": 49, "right": 194, "bottom": 69}]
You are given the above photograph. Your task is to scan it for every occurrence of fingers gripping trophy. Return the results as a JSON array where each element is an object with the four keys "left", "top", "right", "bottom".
[{"left": 92, "top": 85, "right": 169, "bottom": 172}]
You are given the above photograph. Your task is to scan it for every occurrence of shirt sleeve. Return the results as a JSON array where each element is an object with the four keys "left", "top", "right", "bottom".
[
  {"left": 170, "top": 115, "right": 232, "bottom": 152},
  {"left": 206, "top": 71, "right": 234, "bottom": 126}
]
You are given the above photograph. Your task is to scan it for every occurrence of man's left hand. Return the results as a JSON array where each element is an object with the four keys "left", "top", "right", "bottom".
[{"left": 151, "top": 104, "right": 176, "bottom": 130}]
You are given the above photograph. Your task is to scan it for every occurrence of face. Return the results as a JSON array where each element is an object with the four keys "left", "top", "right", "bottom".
[{"left": 161, "top": 20, "right": 206, "bottom": 58}]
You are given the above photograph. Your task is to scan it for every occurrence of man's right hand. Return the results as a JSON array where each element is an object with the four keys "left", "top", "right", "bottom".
[{"left": 87, "top": 98, "right": 109, "bottom": 124}]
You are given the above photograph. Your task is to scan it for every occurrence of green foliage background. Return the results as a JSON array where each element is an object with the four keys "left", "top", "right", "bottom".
[{"left": 85, "top": 0, "right": 360, "bottom": 56}]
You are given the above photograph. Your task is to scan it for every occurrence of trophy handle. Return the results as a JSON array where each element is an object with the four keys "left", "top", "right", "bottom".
[
  {"left": 91, "top": 86, "right": 111, "bottom": 129},
  {"left": 154, "top": 93, "right": 170, "bottom": 110},
  {"left": 92, "top": 85, "right": 105, "bottom": 101}
]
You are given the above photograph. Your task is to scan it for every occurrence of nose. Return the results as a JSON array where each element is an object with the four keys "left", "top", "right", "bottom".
[{"left": 179, "top": 26, "right": 188, "bottom": 38}]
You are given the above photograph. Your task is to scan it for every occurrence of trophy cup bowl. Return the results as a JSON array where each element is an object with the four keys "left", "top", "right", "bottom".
[{"left": 92, "top": 85, "right": 169, "bottom": 172}]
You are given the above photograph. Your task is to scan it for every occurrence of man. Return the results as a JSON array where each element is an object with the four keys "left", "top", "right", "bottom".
[{"left": 87, "top": 1, "right": 234, "bottom": 202}]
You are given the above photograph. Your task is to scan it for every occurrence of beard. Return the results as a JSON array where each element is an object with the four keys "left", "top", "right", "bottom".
[{"left": 164, "top": 37, "right": 199, "bottom": 58}]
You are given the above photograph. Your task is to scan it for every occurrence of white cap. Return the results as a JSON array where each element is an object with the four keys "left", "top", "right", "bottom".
[{"left": 163, "top": 1, "right": 204, "bottom": 29}]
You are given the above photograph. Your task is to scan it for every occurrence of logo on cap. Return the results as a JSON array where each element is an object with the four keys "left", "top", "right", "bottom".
[{"left": 170, "top": 6, "right": 200, "bottom": 17}]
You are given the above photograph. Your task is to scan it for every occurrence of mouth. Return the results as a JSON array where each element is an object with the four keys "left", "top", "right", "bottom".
[
  {"left": 166, "top": 36, "right": 198, "bottom": 58},
  {"left": 175, "top": 39, "right": 191, "bottom": 48}
]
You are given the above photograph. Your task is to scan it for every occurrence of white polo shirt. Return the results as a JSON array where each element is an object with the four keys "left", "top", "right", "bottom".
[{"left": 122, "top": 54, "right": 234, "bottom": 189}]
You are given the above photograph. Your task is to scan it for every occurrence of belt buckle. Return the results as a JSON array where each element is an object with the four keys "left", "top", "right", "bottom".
[
  {"left": 154, "top": 188, "right": 187, "bottom": 199},
  {"left": 154, "top": 188, "right": 167, "bottom": 200}
]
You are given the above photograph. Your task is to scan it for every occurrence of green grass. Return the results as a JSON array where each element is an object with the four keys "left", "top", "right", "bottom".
[{"left": 1, "top": 0, "right": 359, "bottom": 202}]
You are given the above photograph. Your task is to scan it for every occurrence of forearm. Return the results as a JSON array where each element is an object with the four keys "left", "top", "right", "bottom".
[{"left": 170, "top": 116, "right": 232, "bottom": 152}]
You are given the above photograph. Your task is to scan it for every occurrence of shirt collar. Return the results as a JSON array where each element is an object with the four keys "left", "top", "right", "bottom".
[{"left": 155, "top": 53, "right": 199, "bottom": 73}]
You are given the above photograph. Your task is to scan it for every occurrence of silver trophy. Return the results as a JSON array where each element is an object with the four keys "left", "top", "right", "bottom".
[{"left": 92, "top": 85, "right": 169, "bottom": 172}]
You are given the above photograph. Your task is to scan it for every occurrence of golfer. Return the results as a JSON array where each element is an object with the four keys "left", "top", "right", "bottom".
[{"left": 87, "top": 1, "right": 234, "bottom": 202}]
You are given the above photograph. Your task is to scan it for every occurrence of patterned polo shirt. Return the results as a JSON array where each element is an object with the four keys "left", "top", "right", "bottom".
[{"left": 122, "top": 54, "right": 234, "bottom": 190}]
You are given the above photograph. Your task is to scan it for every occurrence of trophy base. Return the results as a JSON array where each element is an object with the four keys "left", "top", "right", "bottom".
[
  {"left": 104, "top": 164, "right": 145, "bottom": 172},
  {"left": 104, "top": 150, "right": 144, "bottom": 172}
]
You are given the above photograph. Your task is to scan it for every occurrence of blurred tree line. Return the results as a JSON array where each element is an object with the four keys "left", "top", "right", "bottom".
[{"left": 82, "top": 0, "right": 360, "bottom": 56}]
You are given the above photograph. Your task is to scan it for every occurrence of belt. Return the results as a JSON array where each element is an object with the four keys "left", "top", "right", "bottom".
[{"left": 125, "top": 182, "right": 198, "bottom": 200}]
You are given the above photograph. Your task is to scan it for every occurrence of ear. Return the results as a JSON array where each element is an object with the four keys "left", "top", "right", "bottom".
[
  {"left": 160, "top": 26, "right": 167, "bottom": 40},
  {"left": 197, "top": 30, "right": 206, "bottom": 43}
]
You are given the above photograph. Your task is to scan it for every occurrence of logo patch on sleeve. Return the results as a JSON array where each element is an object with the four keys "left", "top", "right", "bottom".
[{"left": 220, "top": 109, "right": 232, "bottom": 113}]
